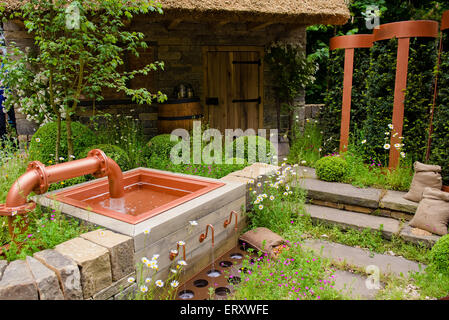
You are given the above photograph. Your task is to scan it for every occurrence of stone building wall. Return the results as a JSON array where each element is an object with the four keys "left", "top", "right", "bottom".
[{"left": 2, "top": 18, "right": 307, "bottom": 141}]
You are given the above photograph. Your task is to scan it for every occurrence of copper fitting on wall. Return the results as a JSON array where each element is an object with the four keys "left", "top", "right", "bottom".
[
  {"left": 223, "top": 210, "right": 239, "bottom": 231},
  {"left": 199, "top": 224, "right": 215, "bottom": 247},
  {"left": 170, "top": 241, "right": 187, "bottom": 261}
]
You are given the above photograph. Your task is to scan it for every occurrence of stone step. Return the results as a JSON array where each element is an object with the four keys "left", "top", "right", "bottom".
[
  {"left": 332, "top": 270, "right": 382, "bottom": 300},
  {"left": 289, "top": 167, "right": 418, "bottom": 218},
  {"left": 303, "top": 239, "right": 425, "bottom": 277},
  {"left": 306, "top": 204, "right": 401, "bottom": 240},
  {"left": 305, "top": 204, "right": 440, "bottom": 247}
]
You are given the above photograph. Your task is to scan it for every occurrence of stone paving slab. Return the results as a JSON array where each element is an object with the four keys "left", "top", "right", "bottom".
[
  {"left": 300, "top": 179, "right": 382, "bottom": 209},
  {"left": 399, "top": 224, "right": 441, "bottom": 248},
  {"left": 0, "top": 260, "right": 38, "bottom": 300},
  {"left": 26, "top": 256, "right": 64, "bottom": 300},
  {"left": 33, "top": 249, "right": 83, "bottom": 300},
  {"left": 306, "top": 204, "right": 400, "bottom": 239},
  {"left": 333, "top": 270, "right": 382, "bottom": 300},
  {"left": 379, "top": 190, "right": 418, "bottom": 214},
  {"left": 303, "top": 239, "right": 425, "bottom": 277}
]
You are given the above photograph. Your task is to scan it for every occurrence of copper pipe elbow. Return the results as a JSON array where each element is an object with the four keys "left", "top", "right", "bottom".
[
  {"left": 199, "top": 224, "right": 215, "bottom": 246},
  {"left": 223, "top": 210, "right": 238, "bottom": 231}
]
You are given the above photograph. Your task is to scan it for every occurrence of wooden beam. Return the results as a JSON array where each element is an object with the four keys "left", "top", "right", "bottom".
[
  {"left": 248, "top": 21, "right": 275, "bottom": 31},
  {"left": 216, "top": 20, "right": 230, "bottom": 28},
  {"left": 167, "top": 19, "right": 182, "bottom": 30}
]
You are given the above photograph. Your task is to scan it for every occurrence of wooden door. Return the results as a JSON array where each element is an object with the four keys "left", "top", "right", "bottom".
[{"left": 205, "top": 49, "right": 262, "bottom": 132}]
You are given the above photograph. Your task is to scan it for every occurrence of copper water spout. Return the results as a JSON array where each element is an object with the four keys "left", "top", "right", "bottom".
[
  {"left": 1, "top": 149, "right": 125, "bottom": 215},
  {"left": 199, "top": 224, "right": 215, "bottom": 247},
  {"left": 170, "top": 241, "right": 187, "bottom": 261},
  {"left": 223, "top": 210, "right": 238, "bottom": 231}
]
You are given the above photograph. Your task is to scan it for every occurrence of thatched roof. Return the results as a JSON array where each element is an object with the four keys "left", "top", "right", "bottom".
[{"left": 2, "top": 0, "right": 350, "bottom": 25}]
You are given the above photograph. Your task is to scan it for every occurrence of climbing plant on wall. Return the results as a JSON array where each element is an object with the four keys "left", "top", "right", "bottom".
[
  {"left": 319, "top": 47, "right": 371, "bottom": 155},
  {"left": 359, "top": 37, "right": 437, "bottom": 165}
]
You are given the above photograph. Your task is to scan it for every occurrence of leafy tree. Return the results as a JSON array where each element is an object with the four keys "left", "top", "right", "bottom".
[{"left": 0, "top": 0, "right": 167, "bottom": 162}]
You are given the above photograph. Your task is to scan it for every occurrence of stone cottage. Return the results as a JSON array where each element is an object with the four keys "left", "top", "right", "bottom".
[{"left": 1, "top": 0, "right": 349, "bottom": 141}]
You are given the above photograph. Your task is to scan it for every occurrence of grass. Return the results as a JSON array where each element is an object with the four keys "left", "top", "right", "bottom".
[{"left": 288, "top": 121, "right": 322, "bottom": 167}]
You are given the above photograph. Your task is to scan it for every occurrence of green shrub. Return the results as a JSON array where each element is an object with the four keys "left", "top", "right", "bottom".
[
  {"left": 315, "top": 155, "right": 348, "bottom": 182},
  {"left": 229, "top": 136, "right": 276, "bottom": 164},
  {"left": 143, "top": 134, "right": 183, "bottom": 160},
  {"left": 81, "top": 144, "right": 131, "bottom": 171},
  {"left": 429, "top": 234, "right": 449, "bottom": 274},
  {"left": 29, "top": 121, "right": 97, "bottom": 165}
]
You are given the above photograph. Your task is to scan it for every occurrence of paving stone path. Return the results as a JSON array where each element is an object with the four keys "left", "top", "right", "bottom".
[{"left": 302, "top": 239, "right": 426, "bottom": 300}]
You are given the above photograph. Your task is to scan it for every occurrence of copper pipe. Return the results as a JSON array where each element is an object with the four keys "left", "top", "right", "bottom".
[
  {"left": 170, "top": 242, "right": 187, "bottom": 261},
  {"left": 199, "top": 224, "right": 215, "bottom": 247},
  {"left": 223, "top": 210, "right": 238, "bottom": 231},
  {"left": 4, "top": 149, "right": 124, "bottom": 209}
]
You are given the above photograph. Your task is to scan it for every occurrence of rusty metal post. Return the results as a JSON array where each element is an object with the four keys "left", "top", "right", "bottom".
[{"left": 329, "top": 34, "right": 374, "bottom": 153}]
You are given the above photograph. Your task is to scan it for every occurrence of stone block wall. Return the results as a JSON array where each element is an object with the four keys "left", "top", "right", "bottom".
[
  {"left": 0, "top": 230, "right": 135, "bottom": 300},
  {"left": 3, "top": 19, "right": 307, "bottom": 141}
]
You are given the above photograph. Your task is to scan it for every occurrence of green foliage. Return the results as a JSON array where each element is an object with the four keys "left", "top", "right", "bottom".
[
  {"left": 430, "top": 34, "right": 449, "bottom": 185},
  {"left": 0, "top": 0, "right": 167, "bottom": 159},
  {"left": 81, "top": 144, "right": 131, "bottom": 171},
  {"left": 147, "top": 156, "right": 248, "bottom": 180},
  {"left": 231, "top": 241, "right": 343, "bottom": 300},
  {"left": 288, "top": 120, "right": 323, "bottom": 167},
  {"left": 230, "top": 135, "right": 276, "bottom": 164},
  {"left": 3, "top": 205, "right": 94, "bottom": 262},
  {"left": 429, "top": 234, "right": 449, "bottom": 274},
  {"left": 144, "top": 134, "right": 182, "bottom": 160},
  {"left": 89, "top": 113, "right": 148, "bottom": 169},
  {"left": 29, "top": 121, "right": 97, "bottom": 164},
  {"left": 247, "top": 170, "right": 305, "bottom": 234},
  {"left": 315, "top": 155, "right": 348, "bottom": 182}
]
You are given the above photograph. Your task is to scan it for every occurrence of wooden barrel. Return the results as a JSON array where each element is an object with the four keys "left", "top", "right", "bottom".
[{"left": 158, "top": 98, "right": 203, "bottom": 134}]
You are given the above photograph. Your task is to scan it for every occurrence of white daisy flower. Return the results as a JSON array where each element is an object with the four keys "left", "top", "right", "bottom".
[
  {"left": 178, "top": 260, "right": 187, "bottom": 266},
  {"left": 269, "top": 195, "right": 275, "bottom": 201},
  {"left": 152, "top": 254, "right": 160, "bottom": 260},
  {"left": 170, "top": 280, "right": 179, "bottom": 288},
  {"left": 170, "top": 269, "right": 177, "bottom": 274},
  {"left": 394, "top": 143, "right": 401, "bottom": 150},
  {"left": 177, "top": 241, "right": 185, "bottom": 246},
  {"left": 284, "top": 192, "right": 288, "bottom": 196},
  {"left": 400, "top": 152, "right": 406, "bottom": 158},
  {"left": 144, "top": 229, "right": 151, "bottom": 235},
  {"left": 155, "top": 280, "right": 164, "bottom": 287},
  {"left": 388, "top": 124, "right": 394, "bottom": 130},
  {"left": 141, "top": 257, "right": 149, "bottom": 264},
  {"left": 188, "top": 220, "right": 198, "bottom": 226},
  {"left": 140, "top": 285, "right": 148, "bottom": 293},
  {"left": 301, "top": 160, "right": 307, "bottom": 165},
  {"left": 145, "top": 277, "right": 152, "bottom": 284},
  {"left": 383, "top": 144, "right": 391, "bottom": 150},
  {"left": 35, "top": 138, "right": 40, "bottom": 142},
  {"left": 258, "top": 205, "right": 264, "bottom": 210},
  {"left": 361, "top": 139, "right": 367, "bottom": 144},
  {"left": 127, "top": 277, "right": 135, "bottom": 283}
]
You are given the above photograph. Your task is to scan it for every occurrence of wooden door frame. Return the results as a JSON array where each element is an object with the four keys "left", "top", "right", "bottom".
[{"left": 202, "top": 46, "right": 265, "bottom": 131}]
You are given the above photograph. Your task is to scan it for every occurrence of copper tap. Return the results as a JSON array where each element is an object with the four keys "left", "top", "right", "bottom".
[
  {"left": 223, "top": 210, "right": 239, "bottom": 231},
  {"left": 199, "top": 224, "right": 215, "bottom": 247},
  {"left": 170, "top": 241, "right": 186, "bottom": 261}
]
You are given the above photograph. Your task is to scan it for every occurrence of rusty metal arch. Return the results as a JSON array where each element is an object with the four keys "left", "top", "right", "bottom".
[{"left": 329, "top": 34, "right": 374, "bottom": 152}]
